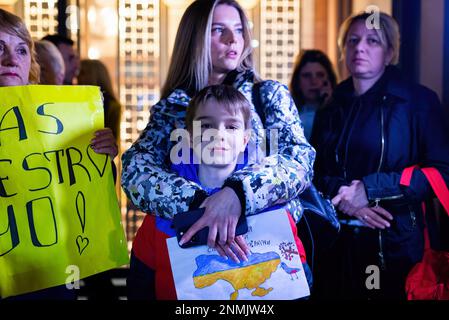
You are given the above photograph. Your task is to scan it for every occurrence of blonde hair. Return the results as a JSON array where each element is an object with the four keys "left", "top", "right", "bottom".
[
  {"left": 0, "top": 8, "right": 40, "bottom": 84},
  {"left": 161, "top": 0, "right": 257, "bottom": 99},
  {"left": 337, "top": 11, "right": 400, "bottom": 65},
  {"left": 35, "top": 40, "right": 65, "bottom": 85}
]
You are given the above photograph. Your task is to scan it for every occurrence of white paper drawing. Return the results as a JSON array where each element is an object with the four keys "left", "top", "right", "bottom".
[{"left": 166, "top": 208, "right": 310, "bottom": 300}]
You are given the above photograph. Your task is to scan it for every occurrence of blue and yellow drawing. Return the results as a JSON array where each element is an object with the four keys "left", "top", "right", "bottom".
[{"left": 192, "top": 252, "right": 281, "bottom": 300}]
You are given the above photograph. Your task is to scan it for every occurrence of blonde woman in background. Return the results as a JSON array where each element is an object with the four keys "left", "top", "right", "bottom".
[
  {"left": 34, "top": 39, "right": 65, "bottom": 85},
  {"left": 311, "top": 11, "right": 449, "bottom": 299}
]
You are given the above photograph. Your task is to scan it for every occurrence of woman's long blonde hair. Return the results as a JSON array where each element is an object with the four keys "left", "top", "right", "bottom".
[
  {"left": 0, "top": 8, "right": 40, "bottom": 84},
  {"left": 161, "top": 0, "right": 256, "bottom": 99}
]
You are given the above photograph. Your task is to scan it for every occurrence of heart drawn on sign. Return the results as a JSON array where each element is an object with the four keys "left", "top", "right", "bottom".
[
  {"left": 75, "top": 191, "right": 86, "bottom": 232},
  {"left": 86, "top": 144, "right": 109, "bottom": 177},
  {"left": 76, "top": 235, "right": 89, "bottom": 255}
]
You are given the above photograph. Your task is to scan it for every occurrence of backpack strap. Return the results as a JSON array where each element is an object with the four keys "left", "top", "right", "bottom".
[
  {"left": 251, "top": 81, "right": 265, "bottom": 125},
  {"left": 251, "top": 81, "right": 270, "bottom": 155}
]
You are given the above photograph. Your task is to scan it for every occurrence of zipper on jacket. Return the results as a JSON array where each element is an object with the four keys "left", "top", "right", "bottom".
[
  {"left": 372, "top": 194, "right": 403, "bottom": 204},
  {"left": 378, "top": 230, "right": 386, "bottom": 270},
  {"left": 376, "top": 99, "right": 387, "bottom": 271},
  {"left": 408, "top": 205, "right": 417, "bottom": 229},
  {"left": 377, "top": 98, "right": 386, "bottom": 173}
]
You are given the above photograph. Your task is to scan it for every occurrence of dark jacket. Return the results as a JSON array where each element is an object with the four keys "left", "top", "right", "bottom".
[{"left": 311, "top": 66, "right": 449, "bottom": 266}]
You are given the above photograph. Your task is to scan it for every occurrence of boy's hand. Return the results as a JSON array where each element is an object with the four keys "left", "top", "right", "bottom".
[
  {"left": 179, "top": 187, "right": 250, "bottom": 262},
  {"left": 215, "top": 235, "right": 250, "bottom": 263}
]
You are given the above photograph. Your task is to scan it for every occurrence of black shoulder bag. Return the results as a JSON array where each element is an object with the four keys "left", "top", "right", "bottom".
[{"left": 251, "top": 81, "right": 340, "bottom": 270}]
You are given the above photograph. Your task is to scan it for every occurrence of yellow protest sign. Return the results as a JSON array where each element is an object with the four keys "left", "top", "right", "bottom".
[{"left": 0, "top": 85, "right": 129, "bottom": 298}]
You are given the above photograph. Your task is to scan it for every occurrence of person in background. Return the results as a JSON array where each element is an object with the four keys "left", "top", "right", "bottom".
[
  {"left": 289, "top": 49, "right": 337, "bottom": 140},
  {"left": 34, "top": 39, "right": 65, "bottom": 85},
  {"left": 39, "top": 37, "right": 117, "bottom": 161},
  {"left": 77, "top": 59, "right": 121, "bottom": 145},
  {"left": 122, "top": 0, "right": 314, "bottom": 300},
  {"left": 41, "top": 34, "right": 80, "bottom": 85},
  {"left": 0, "top": 8, "right": 118, "bottom": 299},
  {"left": 311, "top": 11, "right": 449, "bottom": 299}
]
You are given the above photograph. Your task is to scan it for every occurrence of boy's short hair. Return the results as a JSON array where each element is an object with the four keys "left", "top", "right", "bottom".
[{"left": 186, "top": 84, "right": 252, "bottom": 132}]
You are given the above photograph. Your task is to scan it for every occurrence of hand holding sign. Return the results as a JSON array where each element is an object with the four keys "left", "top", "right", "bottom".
[{"left": 0, "top": 85, "right": 129, "bottom": 298}]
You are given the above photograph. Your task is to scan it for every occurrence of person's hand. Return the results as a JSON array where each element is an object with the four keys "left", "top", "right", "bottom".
[
  {"left": 354, "top": 206, "right": 393, "bottom": 229},
  {"left": 319, "top": 80, "right": 333, "bottom": 105},
  {"left": 215, "top": 235, "right": 250, "bottom": 263},
  {"left": 90, "top": 128, "right": 118, "bottom": 160},
  {"left": 179, "top": 187, "right": 250, "bottom": 262},
  {"left": 332, "top": 180, "right": 369, "bottom": 215}
]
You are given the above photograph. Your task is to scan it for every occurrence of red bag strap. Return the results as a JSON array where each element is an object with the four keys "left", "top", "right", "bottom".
[
  {"left": 400, "top": 166, "right": 449, "bottom": 249},
  {"left": 421, "top": 167, "right": 449, "bottom": 215},
  {"left": 400, "top": 166, "right": 449, "bottom": 215},
  {"left": 400, "top": 165, "right": 419, "bottom": 187}
]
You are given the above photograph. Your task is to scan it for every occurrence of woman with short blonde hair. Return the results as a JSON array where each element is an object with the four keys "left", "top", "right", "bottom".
[
  {"left": 0, "top": 8, "right": 40, "bottom": 84},
  {"left": 337, "top": 11, "right": 400, "bottom": 65},
  {"left": 312, "top": 11, "right": 449, "bottom": 299}
]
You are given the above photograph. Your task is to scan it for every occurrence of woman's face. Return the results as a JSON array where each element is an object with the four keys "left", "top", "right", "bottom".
[
  {"left": 345, "top": 19, "right": 392, "bottom": 80},
  {"left": 210, "top": 4, "right": 244, "bottom": 76},
  {"left": 0, "top": 30, "right": 31, "bottom": 86},
  {"left": 298, "top": 62, "right": 329, "bottom": 104}
]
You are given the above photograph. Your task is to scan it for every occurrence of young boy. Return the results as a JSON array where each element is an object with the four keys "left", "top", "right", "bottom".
[{"left": 129, "top": 85, "right": 311, "bottom": 300}]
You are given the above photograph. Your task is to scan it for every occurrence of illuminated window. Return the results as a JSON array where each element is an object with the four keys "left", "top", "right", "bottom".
[
  {"left": 118, "top": 0, "right": 160, "bottom": 245},
  {"left": 24, "top": 0, "right": 58, "bottom": 39},
  {"left": 260, "top": 0, "right": 300, "bottom": 85}
]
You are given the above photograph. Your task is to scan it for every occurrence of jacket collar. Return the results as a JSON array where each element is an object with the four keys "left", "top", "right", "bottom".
[{"left": 335, "top": 66, "right": 411, "bottom": 104}]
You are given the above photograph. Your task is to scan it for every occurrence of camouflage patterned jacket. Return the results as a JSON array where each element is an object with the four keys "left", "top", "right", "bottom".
[{"left": 121, "top": 70, "right": 315, "bottom": 221}]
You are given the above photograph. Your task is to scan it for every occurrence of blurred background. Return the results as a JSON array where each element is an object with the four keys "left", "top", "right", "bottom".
[{"left": 1, "top": 0, "right": 448, "bottom": 299}]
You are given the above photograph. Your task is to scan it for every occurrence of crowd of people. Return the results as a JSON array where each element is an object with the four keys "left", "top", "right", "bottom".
[{"left": 1, "top": 0, "right": 448, "bottom": 301}]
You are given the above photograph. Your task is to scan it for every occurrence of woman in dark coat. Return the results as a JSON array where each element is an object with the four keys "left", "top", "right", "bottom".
[{"left": 311, "top": 11, "right": 449, "bottom": 299}]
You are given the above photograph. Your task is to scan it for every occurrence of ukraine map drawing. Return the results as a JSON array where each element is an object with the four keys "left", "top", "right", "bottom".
[
  {"left": 193, "top": 252, "right": 281, "bottom": 300},
  {"left": 166, "top": 208, "right": 310, "bottom": 300}
]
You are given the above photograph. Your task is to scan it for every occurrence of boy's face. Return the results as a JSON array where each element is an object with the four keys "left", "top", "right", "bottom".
[{"left": 191, "top": 98, "right": 249, "bottom": 166}]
